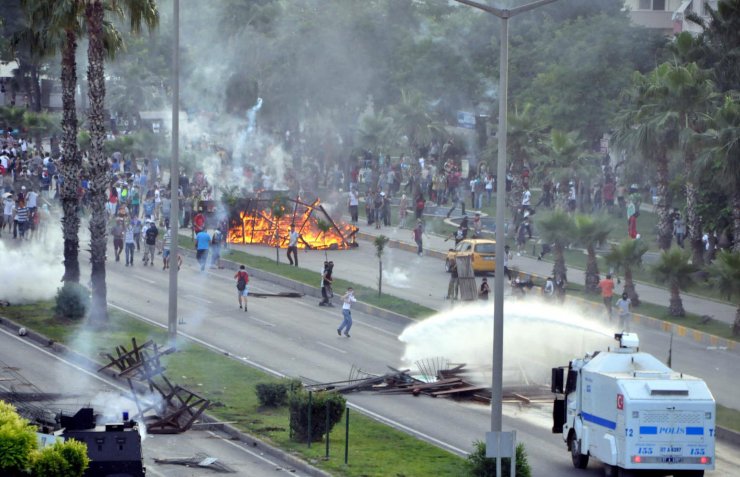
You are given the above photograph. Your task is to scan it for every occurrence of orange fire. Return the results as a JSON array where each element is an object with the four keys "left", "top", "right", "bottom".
[{"left": 227, "top": 199, "right": 357, "bottom": 250}]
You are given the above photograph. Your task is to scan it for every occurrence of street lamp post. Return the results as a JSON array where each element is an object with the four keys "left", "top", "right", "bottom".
[
  {"left": 452, "top": 1, "right": 558, "bottom": 473},
  {"left": 168, "top": 0, "right": 180, "bottom": 346}
]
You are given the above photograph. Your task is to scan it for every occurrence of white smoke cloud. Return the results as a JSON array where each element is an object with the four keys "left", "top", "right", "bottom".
[{"left": 0, "top": 208, "right": 65, "bottom": 304}]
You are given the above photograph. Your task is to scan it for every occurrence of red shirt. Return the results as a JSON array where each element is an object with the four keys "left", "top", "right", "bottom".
[
  {"left": 235, "top": 270, "right": 249, "bottom": 284},
  {"left": 598, "top": 278, "right": 614, "bottom": 298}
]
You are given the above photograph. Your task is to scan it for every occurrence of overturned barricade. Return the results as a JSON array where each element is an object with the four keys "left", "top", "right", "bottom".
[
  {"left": 304, "top": 359, "right": 551, "bottom": 405},
  {"left": 98, "top": 338, "right": 210, "bottom": 434}
]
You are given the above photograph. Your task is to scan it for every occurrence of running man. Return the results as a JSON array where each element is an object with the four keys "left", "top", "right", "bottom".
[
  {"left": 337, "top": 287, "right": 356, "bottom": 337},
  {"left": 234, "top": 265, "right": 249, "bottom": 312}
]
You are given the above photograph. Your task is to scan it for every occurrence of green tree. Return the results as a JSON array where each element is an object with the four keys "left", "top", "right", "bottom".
[
  {"left": 708, "top": 250, "right": 740, "bottom": 336},
  {"left": 0, "top": 400, "right": 37, "bottom": 475},
  {"left": 504, "top": 103, "right": 544, "bottom": 212},
  {"left": 536, "top": 210, "right": 575, "bottom": 286},
  {"left": 85, "top": 0, "right": 158, "bottom": 325},
  {"left": 687, "top": 0, "right": 740, "bottom": 93},
  {"left": 651, "top": 247, "right": 698, "bottom": 317},
  {"left": 697, "top": 95, "right": 740, "bottom": 252},
  {"left": 373, "top": 234, "right": 389, "bottom": 297},
  {"left": 30, "top": 439, "right": 89, "bottom": 477},
  {"left": 605, "top": 238, "right": 649, "bottom": 306},
  {"left": 573, "top": 214, "right": 612, "bottom": 294},
  {"left": 613, "top": 67, "right": 680, "bottom": 251},
  {"left": 539, "top": 130, "right": 600, "bottom": 212}
]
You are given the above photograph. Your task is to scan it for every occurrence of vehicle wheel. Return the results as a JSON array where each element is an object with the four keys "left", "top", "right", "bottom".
[
  {"left": 569, "top": 434, "right": 589, "bottom": 469},
  {"left": 674, "top": 472, "right": 704, "bottom": 477}
]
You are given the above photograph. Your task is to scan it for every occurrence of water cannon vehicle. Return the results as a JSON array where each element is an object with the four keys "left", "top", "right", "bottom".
[{"left": 551, "top": 333, "right": 715, "bottom": 477}]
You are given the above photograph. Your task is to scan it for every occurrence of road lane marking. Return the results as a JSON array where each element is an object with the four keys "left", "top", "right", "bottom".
[
  {"left": 205, "top": 430, "right": 306, "bottom": 476},
  {"left": 316, "top": 341, "right": 347, "bottom": 354},
  {"left": 183, "top": 294, "right": 213, "bottom": 304},
  {"left": 248, "top": 316, "right": 275, "bottom": 327}
]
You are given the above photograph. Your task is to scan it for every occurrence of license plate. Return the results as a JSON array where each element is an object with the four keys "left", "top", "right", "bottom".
[
  {"left": 483, "top": 256, "right": 495, "bottom": 261},
  {"left": 661, "top": 456, "right": 683, "bottom": 463}
]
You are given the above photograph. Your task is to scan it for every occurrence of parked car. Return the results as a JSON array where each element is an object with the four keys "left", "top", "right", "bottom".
[{"left": 445, "top": 238, "right": 496, "bottom": 275}]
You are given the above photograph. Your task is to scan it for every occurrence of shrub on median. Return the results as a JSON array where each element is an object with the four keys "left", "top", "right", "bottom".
[
  {"left": 466, "top": 441, "right": 531, "bottom": 477},
  {"left": 54, "top": 283, "right": 90, "bottom": 321},
  {"left": 288, "top": 390, "right": 346, "bottom": 442}
]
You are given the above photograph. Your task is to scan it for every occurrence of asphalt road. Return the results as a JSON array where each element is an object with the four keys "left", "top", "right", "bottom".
[
  {"left": 0, "top": 326, "right": 314, "bottom": 477},
  {"left": 98, "top": 243, "right": 740, "bottom": 476}
]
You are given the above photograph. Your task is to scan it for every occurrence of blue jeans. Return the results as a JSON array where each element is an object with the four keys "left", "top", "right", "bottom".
[
  {"left": 125, "top": 243, "right": 135, "bottom": 264},
  {"left": 338, "top": 309, "right": 352, "bottom": 334}
]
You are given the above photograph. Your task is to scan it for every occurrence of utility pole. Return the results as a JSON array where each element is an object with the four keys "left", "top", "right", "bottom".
[
  {"left": 168, "top": 0, "right": 180, "bottom": 346},
  {"left": 452, "top": 1, "right": 558, "bottom": 475}
]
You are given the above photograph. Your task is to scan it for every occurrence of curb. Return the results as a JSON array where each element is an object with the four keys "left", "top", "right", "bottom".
[
  {"left": 357, "top": 233, "right": 740, "bottom": 357},
  {"left": 0, "top": 316, "right": 333, "bottom": 477}
]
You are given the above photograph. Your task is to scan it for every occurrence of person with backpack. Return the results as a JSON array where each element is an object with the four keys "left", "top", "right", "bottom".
[
  {"left": 143, "top": 220, "right": 158, "bottom": 266},
  {"left": 234, "top": 265, "right": 249, "bottom": 311}
]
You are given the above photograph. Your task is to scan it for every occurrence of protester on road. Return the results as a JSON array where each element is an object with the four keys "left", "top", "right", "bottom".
[
  {"left": 413, "top": 219, "right": 424, "bottom": 256},
  {"left": 111, "top": 218, "right": 125, "bottom": 262},
  {"left": 195, "top": 228, "right": 211, "bottom": 271},
  {"left": 478, "top": 277, "right": 490, "bottom": 301},
  {"left": 143, "top": 220, "right": 158, "bottom": 266},
  {"left": 235, "top": 265, "right": 249, "bottom": 311},
  {"left": 337, "top": 287, "right": 356, "bottom": 337},
  {"left": 598, "top": 274, "right": 615, "bottom": 320},
  {"left": 124, "top": 222, "right": 136, "bottom": 266},
  {"left": 616, "top": 292, "right": 632, "bottom": 331},
  {"left": 319, "top": 261, "right": 334, "bottom": 306},
  {"left": 287, "top": 224, "right": 299, "bottom": 267}
]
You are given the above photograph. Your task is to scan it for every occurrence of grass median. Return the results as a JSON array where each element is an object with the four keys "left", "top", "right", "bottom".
[{"left": 2, "top": 301, "right": 467, "bottom": 477}]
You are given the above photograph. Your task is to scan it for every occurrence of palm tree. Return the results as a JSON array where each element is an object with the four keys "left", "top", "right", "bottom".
[
  {"left": 536, "top": 209, "right": 575, "bottom": 286},
  {"left": 391, "top": 89, "right": 439, "bottom": 157},
  {"left": 605, "top": 238, "right": 649, "bottom": 306},
  {"left": 373, "top": 235, "right": 389, "bottom": 297},
  {"left": 613, "top": 68, "right": 681, "bottom": 251},
  {"left": 661, "top": 59, "right": 716, "bottom": 266},
  {"left": 505, "top": 103, "right": 545, "bottom": 212},
  {"left": 573, "top": 214, "right": 612, "bottom": 294},
  {"left": 86, "top": 0, "right": 158, "bottom": 324},
  {"left": 539, "top": 130, "right": 600, "bottom": 212},
  {"left": 697, "top": 95, "right": 740, "bottom": 252},
  {"left": 708, "top": 250, "right": 740, "bottom": 335},
  {"left": 651, "top": 247, "right": 698, "bottom": 316}
]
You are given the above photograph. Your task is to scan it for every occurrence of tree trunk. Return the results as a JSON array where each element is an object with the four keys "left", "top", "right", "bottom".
[
  {"left": 624, "top": 267, "right": 640, "bottom": 306},
  {"left": 684, "top": 150, "right": 703, "bottom": 266},
  {"left": 87, "top": 0, "right": 109, "bottom": 325},
  {"left": 378, "top": 259, "right": 382, "bottom": 298},
  {"left": 733, "top": 304, "right": 740, "bottom": 337},
  {"left": 60, "top": 29, "right": 81, "bottom": 284},
  {"left": 585, "top": 245, "right": 600, "bottom": 294},
  {"left": 553, "top": 244, "right": 567, "bottom": 284},
  {"left": 669, "top": 282, "right": 685, "bottom": 317},
  {"left": 655, "top": 150, "right": 672, "bottom": 250},
  {"left": 30, "top": 63, "right": 42, "bottom": 113},
  {"left": 733, "top": 188, "right": 740, "bottom": 254}
]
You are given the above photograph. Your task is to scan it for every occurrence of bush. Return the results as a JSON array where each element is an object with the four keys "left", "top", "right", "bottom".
[
  {"left": 288, "top": 390, "right": 346, "bottom": 442},
  {"left": 465, "top": 440, "right": 531, "bottom": 477},
  {"left": 54, "top": 283, "right": 91, "bottom": 320},
  {"left": 256, "top": 382, "right": 289, "bottom": 407},
  {"left": 30, "top": 439, "right": 89, "bottom": 477},
  {"left": 0, "top": 401, "right": 39, "bottom": 474}
]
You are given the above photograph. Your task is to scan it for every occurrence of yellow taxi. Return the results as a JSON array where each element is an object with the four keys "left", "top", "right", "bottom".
[{"left": 445, "top": 238, "right": 497, "bottom": 275}]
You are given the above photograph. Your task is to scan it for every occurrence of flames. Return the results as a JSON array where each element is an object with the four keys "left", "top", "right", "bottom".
[{"left": 227, "top": 198, "right": 357, "bottom": 250}]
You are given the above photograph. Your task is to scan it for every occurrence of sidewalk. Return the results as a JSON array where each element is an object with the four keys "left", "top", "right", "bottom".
[{"left": 352, "top": 220, "right": 738, "bottom": 327}]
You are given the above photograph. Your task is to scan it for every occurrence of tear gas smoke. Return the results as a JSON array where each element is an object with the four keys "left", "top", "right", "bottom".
[
  {"left": 0, "top": 212, "right": 65, "bottom": 304},
  {"left": 383, "top": 266, "right": 411, "bottom": 289},
  {"left": 399, "top": 300, "right": 614, "bottom": 386}
]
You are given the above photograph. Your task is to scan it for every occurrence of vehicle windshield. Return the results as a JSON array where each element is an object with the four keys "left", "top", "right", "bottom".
[{"left": 475, "top": 243, "right": 496, "bottom": 254}]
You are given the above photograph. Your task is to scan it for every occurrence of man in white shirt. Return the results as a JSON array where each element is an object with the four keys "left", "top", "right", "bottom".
[
  {"left": 337, "top": 288, "right": 356, "bottom": 338},
  {"left": 287, "top": 224, "right": 300, "bottom": 267}
]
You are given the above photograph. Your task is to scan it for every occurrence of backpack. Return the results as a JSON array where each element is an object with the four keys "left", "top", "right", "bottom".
[{"left": 236, "top": 272, "right": 247, "bottom": 291}]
